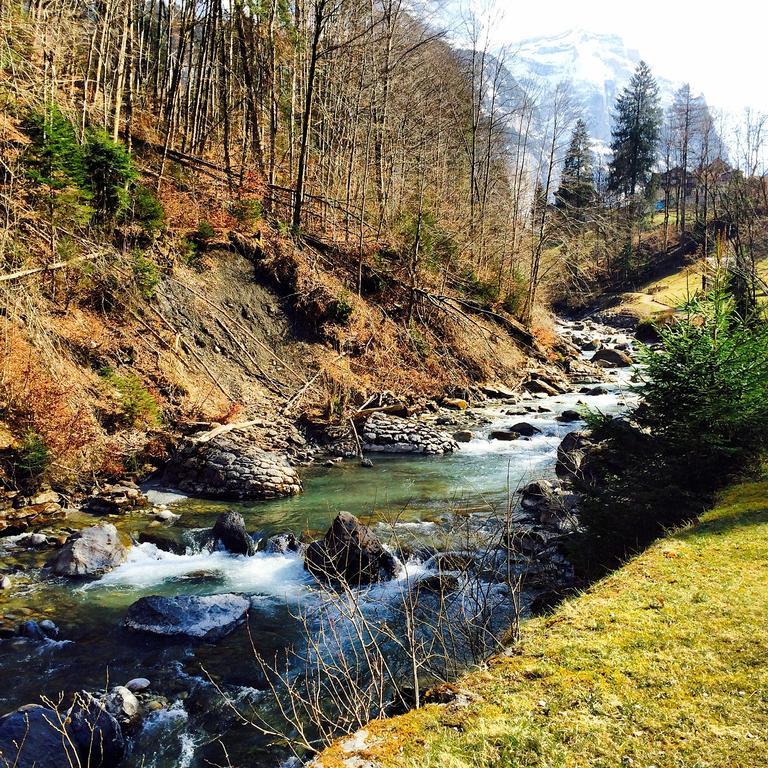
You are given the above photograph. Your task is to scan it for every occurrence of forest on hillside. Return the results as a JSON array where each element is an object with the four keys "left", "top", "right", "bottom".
[{"left": 3, "top": 0, "right": 766, "bottom": 312}]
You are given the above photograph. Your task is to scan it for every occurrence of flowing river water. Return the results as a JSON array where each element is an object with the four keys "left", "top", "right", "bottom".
[{"left": 0, "top": 321, "right": 639, "bottom": 767}]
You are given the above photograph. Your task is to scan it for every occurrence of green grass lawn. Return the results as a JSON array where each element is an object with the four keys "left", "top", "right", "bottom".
[{"left": 316, "top": 482, "right": 768, "bottom": 768}]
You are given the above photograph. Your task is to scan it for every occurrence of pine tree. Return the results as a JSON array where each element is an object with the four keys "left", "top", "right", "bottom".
[
  {"left": 555, "top": 119, "right": 595, "bottom": 216},
  {"left": 24, "top": 105, "right": 86, "bottom": 192},
  {"left": 23, "top": 106, "right": 92, "bottom": 250},
  {"left": 531, "top": 180, "right": 547, "bottom": 219},
  {"left": 83, "top": 129, "right": 136, "bottom": 222},
  {"left": 608, "top": 61, "right": 662, "bottom": 197}
]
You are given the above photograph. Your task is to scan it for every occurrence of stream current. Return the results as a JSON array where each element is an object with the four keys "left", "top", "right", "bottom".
[{"left": 0, "top": 322, "right": 638, "bottom": 767}]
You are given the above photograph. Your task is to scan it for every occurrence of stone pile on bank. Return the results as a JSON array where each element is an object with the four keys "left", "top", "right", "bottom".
[
  {"left": 361, "top": 412, "right": 458, "bottom": 455},
  {"left": 81, "top": 481, "right": 148, "bottom": 515},
  {"left": 161, "top": 425, "right": 302, "bottom": 499},
  {"left": 0, "top": 489, "right": 65, "bottom": 535}
]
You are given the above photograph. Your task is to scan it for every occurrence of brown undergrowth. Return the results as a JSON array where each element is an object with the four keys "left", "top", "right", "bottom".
[{"left": 0, "top": 218, "right": 548, "bottom": 490}]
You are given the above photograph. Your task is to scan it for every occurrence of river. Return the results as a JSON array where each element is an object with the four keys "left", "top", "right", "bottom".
[{"left": 0, "top": 320, "right": 638, "bottom": 767}]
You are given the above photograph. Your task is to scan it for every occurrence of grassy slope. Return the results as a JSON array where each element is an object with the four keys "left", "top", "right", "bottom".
[
  {"left": 619, "top": 257, "right": 768, "bottom": 322},
  {"left": 579, "top": 210, "right": 768, "bottom": 323},
  {"left": 316, "top": 482, "right": 768, "bottom": 768},
  {"left": 606, "top": 253, "right": 768, "bottom": 324}
]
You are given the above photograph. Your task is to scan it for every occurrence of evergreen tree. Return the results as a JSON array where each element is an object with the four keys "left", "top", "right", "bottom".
[
  {"left": 530, "top": 179, "right": 547, "bottom": 221},
  {"left": 608, "top": 61, "right": 662, "bottom": 197},
  {"left": 83, "top": 129, "right": 136, "bottom": 222},
  {"left": 23, "top": 106, "right": 92, "bottom": 240},
  {"left": 24, "top": 105, "right": 86, "bottom": 191},
  {"left": 555, "top": 119, "right": 595, "bottom": 215}
]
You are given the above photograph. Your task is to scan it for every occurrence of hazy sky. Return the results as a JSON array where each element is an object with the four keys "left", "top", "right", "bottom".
[{"left": 434, "top": 0, "right": 767, "bottom": 114}]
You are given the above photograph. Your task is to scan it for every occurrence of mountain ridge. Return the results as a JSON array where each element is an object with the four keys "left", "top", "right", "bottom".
[{"left": 507, "top": 28, "right": 679, "bottom": 148}]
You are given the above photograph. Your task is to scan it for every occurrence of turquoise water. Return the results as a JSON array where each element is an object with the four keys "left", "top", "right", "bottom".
[{"left": 0, "top": 356, "right": 638, "bottom": 766}]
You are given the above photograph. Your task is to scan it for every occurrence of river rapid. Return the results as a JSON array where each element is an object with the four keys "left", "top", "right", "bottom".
[{"left": 0, "top": 319, "right": 639, "bottom": 767}]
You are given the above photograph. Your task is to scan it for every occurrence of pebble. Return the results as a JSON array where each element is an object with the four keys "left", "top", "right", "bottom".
[
  {"left": 17, "top": 621, "right": 46, "bottom": 640},
  {"left": 125, "top": 677, "right": 151, "bottom": 693},
  {"left": 105, "top": 686, "right": 141, "bottom": 722},
  {"left": 22, "top": 533, "right": 49, "bottom": 548},
  {"left": 0, "top": 575, "right": 11, "bottom": 590},
  {"left": 38, "top": 619, "right": 59, "bottom": 638},
  {"left": 154, "top": 509, "right": 180, "bottom": 523}
]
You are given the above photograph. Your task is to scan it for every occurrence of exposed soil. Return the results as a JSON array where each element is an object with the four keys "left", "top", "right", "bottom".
[{"left": 0, "top": 229, "right": 571, "bottom": 498}]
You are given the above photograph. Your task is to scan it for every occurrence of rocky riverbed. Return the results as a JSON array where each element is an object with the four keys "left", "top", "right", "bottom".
[{"left": 0, "top": 317, "right": 640, "bottom": 768}]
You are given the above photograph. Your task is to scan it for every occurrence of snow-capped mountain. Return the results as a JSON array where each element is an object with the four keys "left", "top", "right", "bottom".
[{"left": 508, "top": 29, "right": 678, "bottom": 149}]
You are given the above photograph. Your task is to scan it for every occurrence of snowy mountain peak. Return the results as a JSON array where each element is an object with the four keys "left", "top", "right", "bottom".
[{"left": 509, "top": 29, "right": 676, "bottom": 146}]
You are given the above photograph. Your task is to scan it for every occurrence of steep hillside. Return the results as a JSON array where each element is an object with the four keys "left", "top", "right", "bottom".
[
  {"left": 1, "top": 223, "right": 563, "bottom": 490},
  {"left": 0, "top": 142, "right": 567, "bottom": 494},
  {"left": 315, "top": 480, "right": 768, "bottom": 768}
]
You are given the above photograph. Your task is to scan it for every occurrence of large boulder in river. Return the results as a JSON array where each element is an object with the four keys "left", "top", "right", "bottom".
[
  {"left": 265, "top": 531, "right": 302, "bottom": 554},
  {"left": 582, "top": 338, "right": 602, "bottom": 351},
  {"left": 490, "top": 430, "right": 519, "bottom": 441},
  {"left": 411, "top": 572, "right": 460, "bottom": 596},
  {"left": 103, "top": 686, "right": 141, "bottom": 728},
  {"left": 518, "top": 480, "right": 578, "bottom": 531},
  {"left": 555, "top": 431, "right": 595, "bottom": 485},
  {"left": 0, "top": 699, "right": 124, "bottom": 768},
  {"left": 51, "top": 524, "right": 127, "bottom": 577},
  {"left": 508, "top": 422, "right": 541, "bottom": 437},
  {"left": 591, "top": 348, "right": 632, "bottom": 368},
  {"left": 580, "top": 385, "right": 609, "bottom": 396},
  {"left": 519, "top": 479, "right": 558, "bottom": 510},
  {"left": 479, "top": 382, "right": 517, "bottom": 400},
  {"left": 305, "top": 512, "right": 398, "bottom": 586},
  {"left": 361, "top": 412, "right": 458, "bottom": 455},
  {"left": 124, "top": 593, "right": 250, "bottom": 641},
  {"left": 161, "top": 427, "right": 302, "bottom": 500},
  {"left": 211, "top": 511, "right": 256, "bottom": 555},
  {"left": 137, "top": 529, "right": 187, "bottom": 554},
  {"left": 556, "top": 419, "right": 650, "bottom": 491},
  {"left": 522, "top": 374, "right": 565, "bottom": 396}
]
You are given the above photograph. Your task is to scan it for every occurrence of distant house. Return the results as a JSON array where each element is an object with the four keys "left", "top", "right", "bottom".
[
  {"left": 659, "top": 167, "right": 697, "bottom": 200},
  {"left": 654, "top": 160, "right": 736, "bottom": 212}
]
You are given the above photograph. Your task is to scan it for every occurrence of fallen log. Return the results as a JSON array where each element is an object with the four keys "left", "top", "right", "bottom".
[
  {"left": 194, "top": 420, "right": 262, "bottom": 444},
  {"left": 351, "top": 404, "right": 410, "bottom": 421},
  {"left": 0, "top": 252, "right": 108, "bottom": 283}
]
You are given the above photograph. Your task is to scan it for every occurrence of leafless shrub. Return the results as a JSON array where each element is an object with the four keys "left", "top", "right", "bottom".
[{"left": 205, "top": 485, "right": 548, "bottom": 758}]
